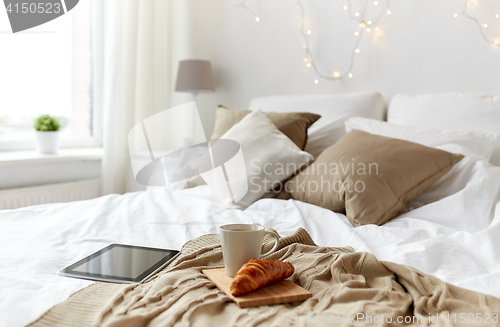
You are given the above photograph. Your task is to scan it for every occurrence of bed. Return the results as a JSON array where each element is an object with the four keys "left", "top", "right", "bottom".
[{"left": 1, "top": 92, "right": 500, "bottom": 327}]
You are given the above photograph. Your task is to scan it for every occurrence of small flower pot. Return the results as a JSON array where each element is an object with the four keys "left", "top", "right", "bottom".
[{"left": 35, "top": 131, "right": 60, "bottom": 154}]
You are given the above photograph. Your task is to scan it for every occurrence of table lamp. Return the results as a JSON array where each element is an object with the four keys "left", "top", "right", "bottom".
[
  {"left": 175, "top": 60, "right": 215, "bottom": 145},
  {"left": 175, "top": 60, "right": 215, "bottom": 100}
]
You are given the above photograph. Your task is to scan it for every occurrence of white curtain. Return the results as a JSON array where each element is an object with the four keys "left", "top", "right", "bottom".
[{"left": 96, "top": 0, "right": 172, "bottom": 195}]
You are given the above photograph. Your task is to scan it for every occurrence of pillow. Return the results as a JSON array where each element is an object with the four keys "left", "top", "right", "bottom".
[
  {"left": 212, "top": 106, "right": 321, "bottom": 150},
  {"left": 285, "top": 130, "right": 464, "bottom": 226},
  {"left": 249, "top": 92, "right": 386, "bottom": 157},
  {"left": 387, "top": 93, "right": 500, "bottom": 165},
  {"left": 345, "top": 117, "right": 497, "bottom": 159},
  {"left": 201, "top": 109, "right": 314, "bottom": 209}
]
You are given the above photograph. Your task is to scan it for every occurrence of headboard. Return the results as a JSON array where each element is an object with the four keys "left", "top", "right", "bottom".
[{"left": 387, "top": 93, "right": 500, "bottom": 166}]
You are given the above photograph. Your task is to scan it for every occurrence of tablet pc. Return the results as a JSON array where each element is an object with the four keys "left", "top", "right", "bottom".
[{"left": 59, "top": 244, "right": 180, "bottom": 284}]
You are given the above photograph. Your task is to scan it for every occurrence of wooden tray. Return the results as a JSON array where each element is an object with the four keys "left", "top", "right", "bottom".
[{"left": 202, "top": 268, "right": 312, "bottom": 308}]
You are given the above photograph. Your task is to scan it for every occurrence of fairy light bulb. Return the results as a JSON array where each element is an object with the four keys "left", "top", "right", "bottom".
[
  {"left": 367, "top": 21, "right": 372, "bottom": 25},
  {"left": 366, "top": 27, "right": 371, "bottom": 32},
  {"left": 495, "top": 40, "right": 499, "bottom": 46},
  {"left": 355, "top": 12, "right": 360, "bottom": 17},
  {"left": 306, "top": 62, "right": 312, "bottom": 68},
  {"left": 306, "top": 29, "right": 312, "bottom": 35},
  {"left": 483, "top": 23, "right": 488, "bottom": 28},
  {"left": 375, "top": 26, "right": 380, "bottom": 31},
  {"left": 355, "top": 48, "right": 360, "bottom": 53},
  {"left": 303, "top": 57, "right": 308, "bottom": 62},
  {"left": 255, "top": 17, "right": 260, "bottom": 22},
  {"left": 348, "top": 72, "right": 353, "bottom": 78},
  {"left": 354, "top": 31, "right": 360, "bottom": 36},
  {"left": 343, "top": 5, "right": 348, "bottom": 10},
  {"left": 386, "top": 9, "right": 392, "bottom": 15},
  {"left": 314, "top": 79, "right": 319, "bottom": 84},
  {"left": 303, "top": 44, "right": 307, "bottom": 49},
  {"left": 359, "top": 22, "right": 366, "bottom": 28},
  {"left": 496, "top": 14, "right": 499, "bottom": 18},
  {"left": 373, "top": 1, "right": 379, "bottom": 6},
  {"left": 454, "top": 13, "right": 459, "bottom": 18},
  {"left": 333, "top": 71, "right": 340, "bottom": 78}
]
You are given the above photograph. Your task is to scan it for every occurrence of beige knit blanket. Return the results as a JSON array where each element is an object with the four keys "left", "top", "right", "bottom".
[{"left": 30, "top": 228, "right": 499, "bottom": 327}]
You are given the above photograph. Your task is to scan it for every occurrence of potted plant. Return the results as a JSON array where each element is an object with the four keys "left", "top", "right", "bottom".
[{"left": 34, "top": 114, "right": 61, "bottom": 154}]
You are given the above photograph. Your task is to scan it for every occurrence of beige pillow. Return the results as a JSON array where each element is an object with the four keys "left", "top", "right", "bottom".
[
  {"left": 285, "top": 130, "right": 464, "bottom": 226},
  {"left": 212, "top": 106, "right": 321, "bottom": 150}
]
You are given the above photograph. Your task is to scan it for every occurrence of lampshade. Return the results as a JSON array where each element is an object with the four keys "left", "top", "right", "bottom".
[{"left": 175, "top": 60, "right": 215, "bottom": 93}]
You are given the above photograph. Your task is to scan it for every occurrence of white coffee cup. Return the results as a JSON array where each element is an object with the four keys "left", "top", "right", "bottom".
[{"left": 220, "top": 224, "right": 280, "bottom": 277}]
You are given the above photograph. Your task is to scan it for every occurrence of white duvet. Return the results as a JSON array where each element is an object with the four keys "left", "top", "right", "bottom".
[{"left": 1, "top": 145, "right": 500, "bottom": 327}]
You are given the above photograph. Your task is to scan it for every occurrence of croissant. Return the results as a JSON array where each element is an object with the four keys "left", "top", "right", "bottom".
[{"left": 229, "top": 259, "right": 295, "bottom": 296}]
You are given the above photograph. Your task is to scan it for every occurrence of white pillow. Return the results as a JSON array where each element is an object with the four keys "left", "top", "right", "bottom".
[
  {"left": 344, "top": 117, "right": 497, "bottom": 213},
  {"left": 249, "top": 92, "right": 386, "bottom": 157},
  {"left": 345, "top": 117, "right": 497, "bottom": 159},
  {"left": 201, "top": 109, "right": 313, "bottom": 209},
  {"left": 388, "top": 93, "right": 500, "bottom": 165}
]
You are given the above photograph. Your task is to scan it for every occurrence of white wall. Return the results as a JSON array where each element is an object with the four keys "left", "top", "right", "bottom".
[{"left": 171, "top": 0, "right": 500, "bottom": 138}]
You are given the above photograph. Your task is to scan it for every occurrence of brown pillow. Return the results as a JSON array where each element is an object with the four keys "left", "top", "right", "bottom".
[
  {"left": 285, "top": 130, "right": 464, "bottom": 226},
  {"left": 211, "top": 106, "right": 321, "bottom": 150}
]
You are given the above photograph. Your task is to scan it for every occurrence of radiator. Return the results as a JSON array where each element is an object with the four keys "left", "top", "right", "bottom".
[{"left": 0, "top": 179, "right": 101, "bottom": 210}]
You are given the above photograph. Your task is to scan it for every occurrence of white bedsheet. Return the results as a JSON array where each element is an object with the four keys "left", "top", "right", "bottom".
[{"left": 1, "top": 147, "right": 500, "bottom": 327}]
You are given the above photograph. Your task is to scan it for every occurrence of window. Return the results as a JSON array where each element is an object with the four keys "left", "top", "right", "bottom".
[{"left": 0, "top": 1, "right": 98, "bottom": 150}]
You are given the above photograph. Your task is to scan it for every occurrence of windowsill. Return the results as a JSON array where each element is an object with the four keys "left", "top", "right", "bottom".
[{"left": 0, "top": 147, "right": 103, "bottom": 166}]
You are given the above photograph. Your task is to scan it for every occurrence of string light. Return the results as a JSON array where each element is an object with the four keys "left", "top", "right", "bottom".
[
  {"left": 456, "top": 0, "right": 500, "bottom": 47},
  {"left": 296, "top": 0, "right": 393, "bottom": 82},
  {"left": 238, "top": 0, "right": 394, "bottom": 81}
]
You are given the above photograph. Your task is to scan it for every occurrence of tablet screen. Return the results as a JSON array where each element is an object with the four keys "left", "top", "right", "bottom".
[{"left": 60, "top": 244, "right": 179, "bottom": 283}]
